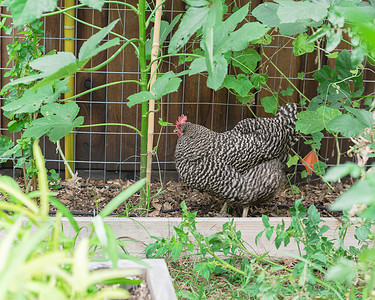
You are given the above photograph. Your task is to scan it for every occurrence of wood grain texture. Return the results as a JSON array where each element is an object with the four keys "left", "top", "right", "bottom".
[{"left": 60, "top": 217, "right": 357, "bottom": 258}]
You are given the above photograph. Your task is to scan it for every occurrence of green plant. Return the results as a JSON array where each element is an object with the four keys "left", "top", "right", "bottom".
[
  {"left": 145, "top": 199, "right": 374, "bottom": 298},
  {"left": 0, "top": 0, "right": 274, "bottom": 206},
  {"left": 0, "top": 140, "right": 147, "bottom": 299}
]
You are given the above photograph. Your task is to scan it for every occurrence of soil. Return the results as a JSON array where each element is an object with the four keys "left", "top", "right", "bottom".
[{"left": 44, "top": 175, "right": 349, "bottom": 218}]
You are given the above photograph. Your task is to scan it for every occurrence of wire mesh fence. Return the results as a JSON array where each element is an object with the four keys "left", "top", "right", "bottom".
[{"left": 0, "top": 0, "right": 374, "bottom": 183}]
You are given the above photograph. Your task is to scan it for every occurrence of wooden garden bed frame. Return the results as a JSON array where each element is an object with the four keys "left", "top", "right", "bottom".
[
  {"left": 62, "top": 217, "right": 357, "bottom": 258},
  {"left": 89, "top": 259, "right": 177, "bottom": 300}
]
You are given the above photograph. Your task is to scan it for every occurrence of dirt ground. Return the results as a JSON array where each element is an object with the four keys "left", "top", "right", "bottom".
[{"left": 45, "top": 176, "right": 349, "bottom": 218}]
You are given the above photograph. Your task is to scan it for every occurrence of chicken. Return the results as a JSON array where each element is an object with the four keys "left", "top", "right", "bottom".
[{"left": 174, "top": 104, "right": 298, "bottom": 217}]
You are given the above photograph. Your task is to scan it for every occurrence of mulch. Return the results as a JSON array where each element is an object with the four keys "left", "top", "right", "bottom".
[{"left": 45, "top": 176, "right": 349, "bottom": 218}]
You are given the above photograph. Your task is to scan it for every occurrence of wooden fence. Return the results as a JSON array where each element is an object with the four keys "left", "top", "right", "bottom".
[{"left": 1, "top": 0, "right": 374, "bottom": 180}]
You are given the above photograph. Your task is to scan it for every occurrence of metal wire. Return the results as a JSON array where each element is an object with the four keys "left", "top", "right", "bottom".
[{"left": 0, "top": 2, "right": 375, "bottom": 183}]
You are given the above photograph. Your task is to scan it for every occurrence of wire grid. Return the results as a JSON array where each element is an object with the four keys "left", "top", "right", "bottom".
[{"left": 0, "top": 1, "right": 375, "bottom": 183}]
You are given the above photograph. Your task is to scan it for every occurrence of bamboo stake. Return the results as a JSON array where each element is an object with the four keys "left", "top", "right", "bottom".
[
  {"left": 64, "top": 0, "right": 75, "bottom": 179},
  {"left": 146, "top": 0, "right": 163, "bottom": 193}
]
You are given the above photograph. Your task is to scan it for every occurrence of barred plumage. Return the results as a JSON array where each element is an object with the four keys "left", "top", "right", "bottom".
[{"left": 174, "top": 104, "right": 298, "bottom": 217}]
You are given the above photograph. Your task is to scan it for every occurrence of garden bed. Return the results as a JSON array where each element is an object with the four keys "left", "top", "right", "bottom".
[
  {"left": 90, "top": 259, "right": 177, "bottom": 300},
  {"left": 47, "top": 177, "right": 349, "bottom": 218},
  {"left": 61, "top": 216, "right": 357, "bottom": 258}
]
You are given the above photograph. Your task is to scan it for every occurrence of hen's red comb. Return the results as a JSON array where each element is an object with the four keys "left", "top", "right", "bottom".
[{"left": 176, "top": 114, "right": 187, "bottom": 125}]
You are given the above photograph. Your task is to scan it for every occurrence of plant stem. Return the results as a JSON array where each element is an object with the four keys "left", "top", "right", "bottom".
[
  {"left": 138, "top": 0, "right": 149, "bottom": 205},
  {"left": 333, "top": 133, "right": 341, "bottom": 166},
  {"left": 56, "top": 140, "right": 75, "bottom": 179},
  {"left": 63, "top": 80, "right": 142, "bottom": 101},
  {"left": 84, "top": 38, "right": 139, "bottom": 72},
  {"left": 262, "top": 50, "right": 310, "bottom": 102},
  {"left": 57, "top": 7, "right": 140, "bottom": 54},
  {"left": 78, "top": 123, "right": 142, "bottom": 136},
  {"left": 33, "top": 140, "right": 49, "bottom": 218}
]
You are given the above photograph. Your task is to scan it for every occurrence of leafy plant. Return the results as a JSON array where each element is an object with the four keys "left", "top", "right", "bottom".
[
  {"left": 0, "top": 140, "right": 147, "bottom": 299},
  {"left": 145, "top": 199, "right": 374, "bottom": 299}
]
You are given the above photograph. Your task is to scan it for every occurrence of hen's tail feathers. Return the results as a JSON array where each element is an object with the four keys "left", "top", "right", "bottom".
[
  {"left": 277, "top": 103, "right": 298, "bottom": 124},
  {"left": 277, "top": 103, "right": 298, "bottom": 147}
]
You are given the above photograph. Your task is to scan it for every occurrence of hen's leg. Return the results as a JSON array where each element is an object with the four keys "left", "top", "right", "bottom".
[
  {"left": 220, "top": 202, "right": 228, "bottom": 214},
  {"left": 242, "top": 206, "right": 249, "bottom": 217}
]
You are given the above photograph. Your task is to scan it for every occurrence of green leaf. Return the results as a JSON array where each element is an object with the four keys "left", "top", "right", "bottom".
[
  {"left": 326, "top": 52, "right": 339, "bottom": 59},
  {"left": 98, "top": 178, "right": 146, "bottom": 217},
  {"left": 250, "top": 73, "right": 268, "bottom": 89},
  {"left": 293, "top": 33, "right": 315, "bottom": 56},
  {"left": 217, "top": 22, "right": 269, "bottom": 54},
  {"left": 172, "top": 243, "right": 183, "bottom": 261},
  {"left": 168, "top": 1, "right": 210, "bottom": 53},
  {"left": 49, "top": 197, "right": 80, "bottom": 233},
  {"left": 188, "top": 57, "right": 207, "bottom": 75},
  {"left": 2, "top": 85, "right": 52, "bottom": 115},
  {"left": 158, "top": 118, "right": 173, "bottom": 127},
  {"left": 313, "top": 161, "right": 327, "bottom": 176},
  {"left": 2, "top": 79, "right": 69, "bottom": 115},
  {"left": 326, "top": 114, "right": 369, "bottom": 138},
  {"left": 344, "top": 106, "right": 373, "bottom": 128},
  {"left": 151, "top": 72, "right": 182, "bottom": 99},
  {"left": 78, "top": 19, "right": 120, "bottom": 61},
  {"left": 276, "top": 1, "right": 328, "bottom": 24},
  {"left": 0, "top": 136, "right": 13, "bottom": 157},
  {"left": 296, "top": 106, "right": 341, "bottom": 135},
  {"left": 22, "top": 102, "right": 84, "bottom": 142},
  {"left": 252, "top": 2, "right": 280, "bottom": 27},
  {"left": 206, "top": 55, "right": 228, "bottom": 90},
  {"left": 6, "top": 0, "right": 57, "bottom": 27},
  {"left": 146, "top": 15, "right": 182, "bottom": 59},
  {"left": 330, "top": 178, "right": 375, "bottom": 211},
  {"left": 222, "top": 74, "right": 253, "bottom": 97},
  {"left": 296, "top": 111, "right": 323, "bottom": 134},
  {"left": 298, "top": 72, "right": 305, "bottom": 80},
  {"left": 80, "top": 0, "right": 105, "bottom": 11},
  {"left": 287, "top": 154, "right": 299, "bottom": 168},
  {"left": 326, "top": 258, "right": 356, "bottom": 284},
  {"left": 260, "top": 93, "right": 278, "bottom": 115},
  {"left": 127, "top": 91, "right": 154, "bottom": 108},
  {"left": 236, "top": 94, "right": 254, "bottom": 105},
  {"left": 7, "top": 119, "right": 27, "bottom": 133},
  {"left": 281, "top": 87, "right": 294, "bottom": 96},
  {"left": 335, "top": 50, "right": 357, "bottom": 80},
  {"left": 1, "top": 52, "right": 76, "bottom": 91},
  {"left": 232, "top": 48, "right": 261, "bottom": 74},
  {"left": 326, "top": 30, "right": 342, "bottom": 52}
]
